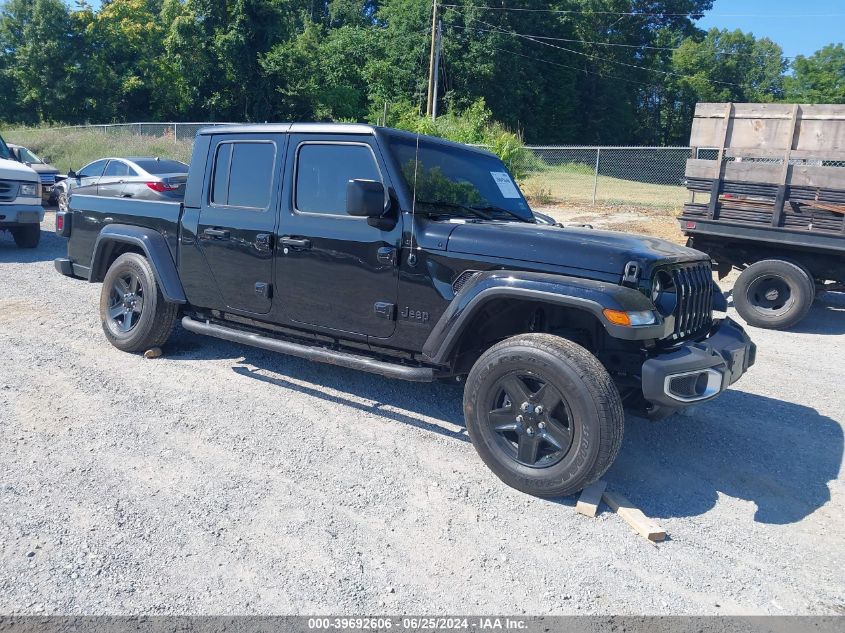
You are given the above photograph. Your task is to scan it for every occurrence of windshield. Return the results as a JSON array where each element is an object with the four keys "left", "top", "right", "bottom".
[
  {"left": 18, "top": 147, "right": 43, "bottom": 164},
  {"left": 133, "top": 158, "right": 189, "bottom": 174},
  {"left": 387, "top": 135, "right": 533, "bottom": 221},
  {"left": 0, "top": 135, "right": 11, "bottom": 161}
]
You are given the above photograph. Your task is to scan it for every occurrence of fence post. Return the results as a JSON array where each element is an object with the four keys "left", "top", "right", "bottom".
[
  {"left": 173, "top": 123, "right": 178, "bottom": 143},
  {"left": 592, "top": 147, "right": 601, "bottom": 205}
]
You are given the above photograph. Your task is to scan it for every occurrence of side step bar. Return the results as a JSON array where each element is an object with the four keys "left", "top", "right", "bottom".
[{"left": 181, "top": 316, "right": 436, "bottom": 382}]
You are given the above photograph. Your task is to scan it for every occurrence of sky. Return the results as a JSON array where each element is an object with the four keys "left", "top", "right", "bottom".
[
  {"left": 697, "top": 0, "right": 844, "bottom": 59},
  {"left": 73, "top": 0, "right": 843, "bottom": 59}
]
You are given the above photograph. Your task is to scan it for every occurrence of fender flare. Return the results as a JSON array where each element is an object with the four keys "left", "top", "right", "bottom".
[
  {"left": 90, "top": 224, "right": 187, "bottom": 304},
  {"left": 421, "top": 270, "right": 667, "bottom": 365}
]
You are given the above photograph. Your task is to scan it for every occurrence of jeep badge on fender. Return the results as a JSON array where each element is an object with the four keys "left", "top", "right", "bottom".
[
  {"left": 54, "top": 123, "right": 755, "bottom": 499},
  {"left": 401, "top": 307, "right": 430, "bottom": 322}
]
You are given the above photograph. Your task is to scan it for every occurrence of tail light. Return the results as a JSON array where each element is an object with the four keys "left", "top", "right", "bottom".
[
  {"left": 56, "top": 211, "right": 72, "bottom": 237},
  {"left": 146, "top": 181, "right": 179, "bottom": 193}
]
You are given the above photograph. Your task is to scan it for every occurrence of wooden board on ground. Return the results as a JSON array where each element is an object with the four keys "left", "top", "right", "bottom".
[
  {"left": 575, "top": 480, "right": 607, "bottom": 518},
  {"left": 602, "top": 490, "right": 667, "bottom": 542}
]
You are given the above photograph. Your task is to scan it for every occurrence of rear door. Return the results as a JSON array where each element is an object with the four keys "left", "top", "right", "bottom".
[
  {"left": 195, "top": 134, "right": 285, "bottom": 315},
  {"left": 98, "top": 160, "right": 131, "bottom": 198}
]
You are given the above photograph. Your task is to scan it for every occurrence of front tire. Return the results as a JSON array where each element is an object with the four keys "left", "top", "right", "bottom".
[
  {"left": 463, "top": 334, "right": 624, "bottom": 498},
  {"left": 99, "top": 253, "right": 178, "bottom": 352},
  {"left": 734, "top": 259, "right": 814, "bottom": 329},
  {"left": 11, "top": 224, "right": 40, "bottom": 248}
]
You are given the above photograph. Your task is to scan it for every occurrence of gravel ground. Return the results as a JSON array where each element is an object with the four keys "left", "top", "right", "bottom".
[{"left": 1, "top": 212, "right": 843, "bottom": 615}]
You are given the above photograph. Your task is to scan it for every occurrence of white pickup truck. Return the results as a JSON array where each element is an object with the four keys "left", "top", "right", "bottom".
[{"left": 0, "top": 133, "right": 43, "bottom": 248}]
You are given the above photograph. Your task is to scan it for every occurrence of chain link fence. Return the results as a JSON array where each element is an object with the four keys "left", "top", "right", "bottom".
[
  {"left": 43, "top": 123, "right": 700, "bottom": 209},
  {"left": 518, "top": 146, "right": 692, "bottom": 209},
  {"left": 49, "top": 122, "right": 239, "bottom": 142}
]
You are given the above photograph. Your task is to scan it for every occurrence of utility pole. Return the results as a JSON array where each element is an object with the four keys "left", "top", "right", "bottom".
[
  {"left": 425, "top": 0, "right": 438, "bottom": 118},
  {"left": 431, "top": 20, "right": 442, "bottom": 120}
]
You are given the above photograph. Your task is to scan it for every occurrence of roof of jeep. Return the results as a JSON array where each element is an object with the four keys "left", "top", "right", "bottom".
[{"left": 196, "top": 123, "right": 498, "bottom": 159}]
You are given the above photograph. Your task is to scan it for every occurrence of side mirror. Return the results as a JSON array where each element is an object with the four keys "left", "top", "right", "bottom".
[
  {"left": 346, "top": 179, "right": 386, "bottom": 218},
  {"left": 67, "top": 170, "right": 77, "bottom": 179}
]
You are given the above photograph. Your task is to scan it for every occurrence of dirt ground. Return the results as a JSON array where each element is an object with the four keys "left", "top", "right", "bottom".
[{"left": 537, "top": 202, "right": 686, "bottom": 244}]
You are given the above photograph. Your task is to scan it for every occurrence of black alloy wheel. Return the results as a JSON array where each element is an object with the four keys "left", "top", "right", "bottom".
[
  {"left": 106, "top": 270, "right": 145, "bottom": 333},
  {"left": 484, "top": 372, "right": 573, "bottom": 468},
  {"left": 99, "top": 252, "right": 178, "bottom": 352}
]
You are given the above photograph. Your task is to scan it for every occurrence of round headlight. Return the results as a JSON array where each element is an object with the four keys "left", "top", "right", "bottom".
[
  {"left": 651, "top": 270, "right": 676, "bottom": 316},
  {"left": 651, "top": 276, "right": 662, "bottom": 302}
]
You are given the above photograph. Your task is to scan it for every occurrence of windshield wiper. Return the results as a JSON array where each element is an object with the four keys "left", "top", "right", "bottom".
[
  {"left": 416, "top": 200, "right": 532, "bottom": 223},
  {"left": 468, "top": 204, "right": 532, "bottom": 223},
  {"left": 415, "top": 200, "right": 493, "bottom": 220}
]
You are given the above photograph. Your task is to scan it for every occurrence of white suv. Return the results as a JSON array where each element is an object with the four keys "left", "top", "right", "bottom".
[{"left": 0, "top": 134, "right": 43, "bottom": 248}]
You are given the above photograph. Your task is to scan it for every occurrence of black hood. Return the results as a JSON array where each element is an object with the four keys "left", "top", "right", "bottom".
[
  {"left": 444, "top": 221, "right": 707, "bottom": 278},
  {"left": 26, "top": 163, "right": 60, "bottom": 176}
]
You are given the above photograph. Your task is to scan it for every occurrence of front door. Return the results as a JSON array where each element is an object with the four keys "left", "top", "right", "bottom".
[
  {"left": 196, "top": 134, "right": 285, "bottom": 315},
  {"left": 275, "top": 134, "right": 401, "bottom": 339}
]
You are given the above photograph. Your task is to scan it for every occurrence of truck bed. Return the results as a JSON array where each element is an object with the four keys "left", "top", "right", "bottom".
[{"left": 66, "top": 194, "right": 183, "bottom": 274}]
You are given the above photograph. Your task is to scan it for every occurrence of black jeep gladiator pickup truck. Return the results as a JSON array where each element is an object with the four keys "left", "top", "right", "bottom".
[{"left": 55, "top": 123, "right": 755, "bottom": 497}]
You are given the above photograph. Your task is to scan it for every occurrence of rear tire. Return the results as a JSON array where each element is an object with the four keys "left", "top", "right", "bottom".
[
  {"left": 99, "top": 253, "right": 178, "bottom": 352},
  {"left": 11, "top": 224, "right": 40, "bottom": 248},
  {"left": 463, "top": 334, "right": 624, "bottom": 498},
  {"left": 734, "top": 259, "right": 814, "bottom": 329}
]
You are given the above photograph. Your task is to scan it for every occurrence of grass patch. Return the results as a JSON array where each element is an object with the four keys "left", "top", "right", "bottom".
[
  {"left": 2, "top": 127, "right": 192, "bottom": 173},
  {"left": 521, "top": 166, "right": 686, "bottom": 210}
]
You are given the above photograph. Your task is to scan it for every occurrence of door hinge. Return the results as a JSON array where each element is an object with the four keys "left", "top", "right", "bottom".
[
  {"left": 374, "top": 302, "right": 396, "bottom": 320},
  {"left": 255, "top": 282, "right": 271, "bottom": 298}
]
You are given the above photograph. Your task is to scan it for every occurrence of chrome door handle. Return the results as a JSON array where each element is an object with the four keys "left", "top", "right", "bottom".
[
  {"left": 280, "top": 236, "right": 311, "bottom": 249},
  {"left": 203, "top": 228, "right": 230, "bottom": 239}
]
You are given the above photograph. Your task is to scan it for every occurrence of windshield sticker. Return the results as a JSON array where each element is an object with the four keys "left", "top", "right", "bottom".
[{"left": 490, "top": 171, "right": 520, "bottom": 199}]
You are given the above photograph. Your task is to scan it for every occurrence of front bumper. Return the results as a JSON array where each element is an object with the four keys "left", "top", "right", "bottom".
[
  {"left": 0, "top": 204, "right": 45, "bottom": 225},
  {"left": 641, "top": 317, "right": 755, "bottom": 409}
]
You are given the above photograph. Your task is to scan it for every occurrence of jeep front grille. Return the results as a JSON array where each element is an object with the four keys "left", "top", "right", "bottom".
[
  {"left": 669, "top": 262, "right": 713, "bottom": 340},
  {"left": 0, "top": 180, "right": 18, "bottom": 202},
  {"left": 39, "top": 174, "right": 55, "bottom": 186}
]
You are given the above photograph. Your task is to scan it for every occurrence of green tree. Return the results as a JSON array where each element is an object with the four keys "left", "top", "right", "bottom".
[
  {"left": 0, "top": 0, "right": 83, "bottom": 123},
  {"left": 660, "top": 28, "right": 787, "bottom": 144},
  {"left": 786, "top": 44, "right": 845, "bottom": 104}
]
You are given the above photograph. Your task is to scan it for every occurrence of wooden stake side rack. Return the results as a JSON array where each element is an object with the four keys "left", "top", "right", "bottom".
[{"left": 681, "top": 103, "right": 845, "bottom": 243}]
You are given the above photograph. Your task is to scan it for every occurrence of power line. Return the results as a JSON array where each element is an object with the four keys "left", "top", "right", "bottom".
[
  {"left": 441, "top": 4, "right": 845, "bottom": 18},
  {"left": 451, "top": 24, "right": 761, "bottom": 55},
  {"left": 447, "top": 9, "right": 750, "bottom": 88},
  {"left": 490, "top": 46, "right": 661, "bottom": 89}
]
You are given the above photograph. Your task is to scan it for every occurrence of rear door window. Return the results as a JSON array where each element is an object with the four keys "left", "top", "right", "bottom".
[
  {"left": 211, "top": 142, "right": 275, "bottom": 209},
  {"left": 104, "top": 161, "right": 129, "bottom": 177},
  {"left": 295, "top": 143, "right": 381, "bottom": 215}
]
